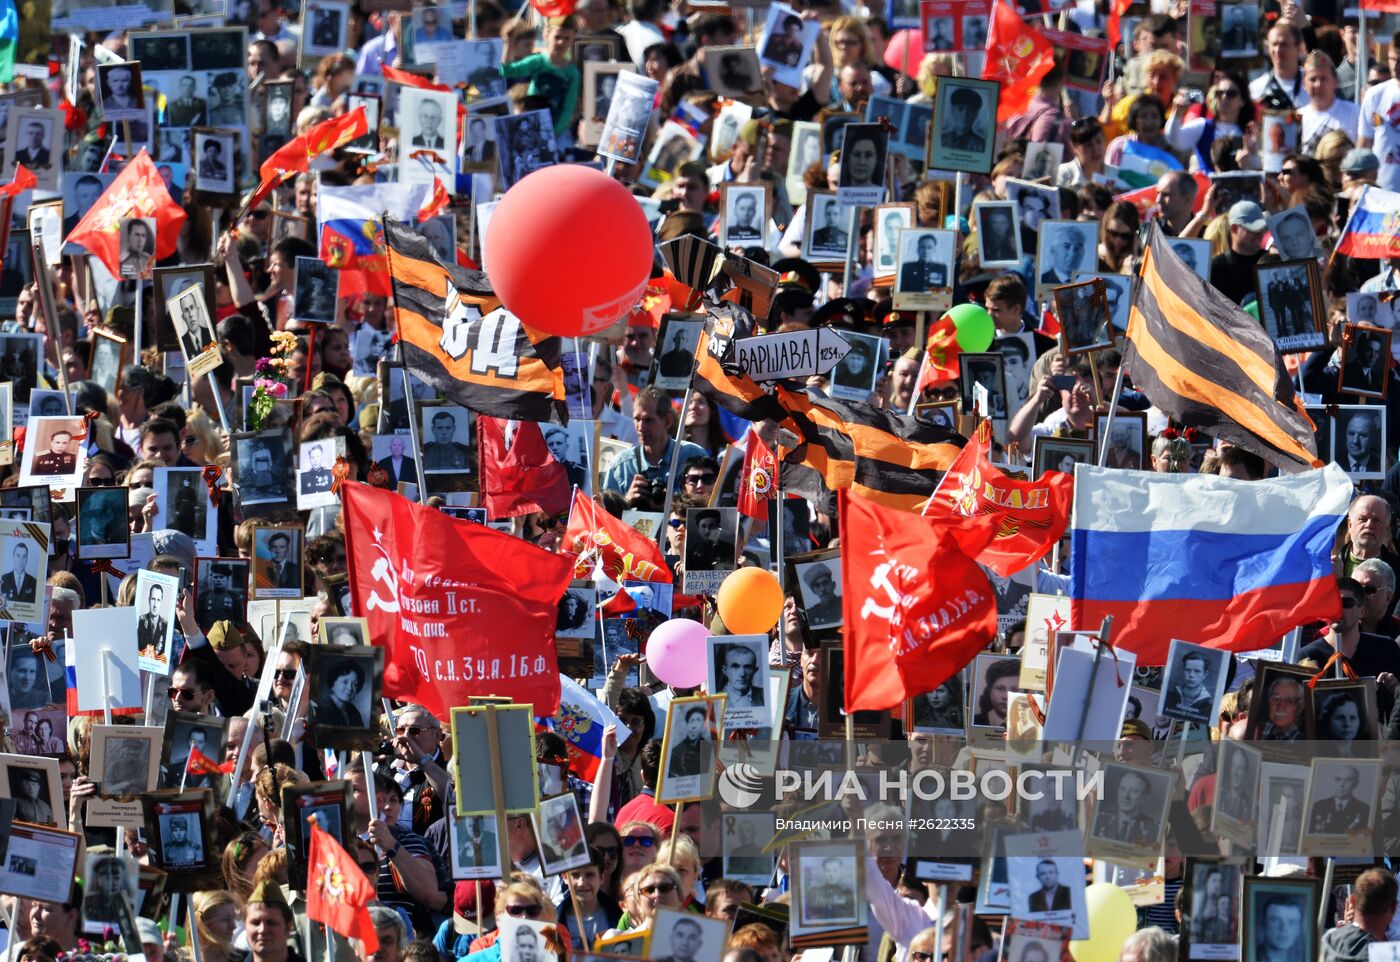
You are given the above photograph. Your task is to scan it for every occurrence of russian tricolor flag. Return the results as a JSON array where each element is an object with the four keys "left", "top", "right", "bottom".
[
  {"left": 1069, "top": 462, "right": 1353, "bottom": 665},
  {"left": 1336, "top": 184, "right": 1400, "bottom": 259},
  {"left": 538, "top": 674, "right": 632, "bottom": 781}
]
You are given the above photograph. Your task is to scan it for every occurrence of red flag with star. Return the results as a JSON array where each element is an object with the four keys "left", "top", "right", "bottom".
[
  {"left": 982, "top": 0, "right": 1055, "bottom": 121},
  {"left": 737, "top": 428, "right": 778, "bottom": 522},
  {"left": 0, "top": 165, "right": 35, "bottom": 197},
  {"left": 186, "top": 746, "right": 236, "bottom": 775},
  {"left": 307, "top": 820, "right": 379, "bottom": 954},
  {"left": 241, "top": 107, "right": 370, "bottom": 216},
  {"left": 65, "top": 150, "right": 187, "bottom": 278},
  {"left": 921, "top": 420, "right": 1073, "bottom": 576}
]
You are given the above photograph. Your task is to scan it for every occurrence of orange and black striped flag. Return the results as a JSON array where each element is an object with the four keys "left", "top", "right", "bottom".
[
  {"left": 1125, "top": 223, "right": 1321, "bottom": 472},
  {"left": 384, "top": 218, "right": 565, "bottom": 423},
  {"left": 773, "top": 385, "right": 965, "bottom": 511}
]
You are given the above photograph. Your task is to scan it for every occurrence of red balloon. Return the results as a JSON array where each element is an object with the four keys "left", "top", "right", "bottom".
[
  {"left": 883, "top": 28, "right": 925, "bottom": 77},
  {"left": 484, "top": 165, "right": 654, "bottom": 338}
]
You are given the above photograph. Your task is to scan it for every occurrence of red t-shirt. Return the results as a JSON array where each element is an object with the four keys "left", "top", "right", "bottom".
[{"left": 614, "top": 790, "right": 676, "bottom": 833}]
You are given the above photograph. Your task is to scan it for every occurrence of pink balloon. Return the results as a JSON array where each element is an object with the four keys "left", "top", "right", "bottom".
[
  {"left": 645, "top": 619, "right": 709, "bottom": 689},
  {"left": 883, "top": 29, "right": 925, "bottom": 77}
]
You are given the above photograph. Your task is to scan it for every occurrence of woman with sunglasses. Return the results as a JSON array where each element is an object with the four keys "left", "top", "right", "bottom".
[
  {"left": 1164, "top": 71, "right": 1253, "bottom": 171},
  {"left": 618, "top": 821, "right": 661, "bottom": 878},
  {"left": 460, "top": 881, "right": 558, "bottom": 962},
  {"left": 605, "top": 864, "right": 685, "bottom": 937}
]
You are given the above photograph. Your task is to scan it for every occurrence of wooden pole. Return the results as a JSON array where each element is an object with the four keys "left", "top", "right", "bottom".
[{"left": 483, "top": 707, "right": 513, "bottom": 878}]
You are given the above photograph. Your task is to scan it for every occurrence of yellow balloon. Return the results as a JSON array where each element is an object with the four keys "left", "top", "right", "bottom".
[
  {"left": 716, "top": 567, "right": 784, "bottom": 635},
  {"left": 1070, "top": 883, "right": 1138, "bottom": 962}
]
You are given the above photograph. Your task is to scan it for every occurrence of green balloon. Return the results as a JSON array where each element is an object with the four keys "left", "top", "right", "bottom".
[
  {"left": 946, "top": 302, "right": 995, "bottom": 353},
  {"left": 1243, "top": 299, "right": 1260, "bottom": 321}
]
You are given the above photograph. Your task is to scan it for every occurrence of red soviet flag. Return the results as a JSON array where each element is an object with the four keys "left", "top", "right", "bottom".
[
  {"left": 922, "top": 421, "right": 1073, "bottom": 576},
  {"left": 737, "top": 429, "right": 777, "bottom": 522},
  {"left": 840, "top": 490, "right": 998, "bottom": 712},
  {"left": 307, "top": 820, "right": 379, "bottom": 954},
  {"left": 243, "top": 106, "right": 370, "bottom": 214},
  {"left": 561, "top": 488, "right": 673, "bottom": 584},
  {"left": 478, "top": 417, "right": 570, "bottom": 520},
  {"left": 341, "top": 481, "right": 573, "bottom": 717},
  {"left": 983, "top": 0, "right": 1055, "bottom": 121},
  {"left": 65, "top": 150, "right": 187, "bottom": 278}
]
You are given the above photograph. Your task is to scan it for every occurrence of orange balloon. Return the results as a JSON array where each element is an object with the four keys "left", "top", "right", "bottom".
[{"left": 716, "top": 567, "right": 784, "bottom": 635}]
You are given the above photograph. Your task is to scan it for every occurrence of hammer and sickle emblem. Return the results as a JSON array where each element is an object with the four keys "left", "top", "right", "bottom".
[
  {"left": 860, "top": 558, "right": 905, "bottom": 623},
  {"left": 367, "top": 556, "right": 400, "bottom": 613}
]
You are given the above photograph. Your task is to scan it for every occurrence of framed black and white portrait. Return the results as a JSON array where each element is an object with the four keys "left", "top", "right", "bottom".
[
  {"left": 143, "top": 789, "right": 217, "bottom": 888},
  {"left": 0, "top": 753, "right": 62, "bottom": 826},
  {"left": 1095, "top": 412, "right": 1147, "bottom": 470},
  {"left": 306, "top": 644, "right": 384, "bottom": 749},
  {"left": 792, "top": 551, "right": 842, "bottom": 631},
  {"left": 118, "top": 216, "right": 157, "bottom": 280},
  {"left": 19, "top": 415, "right": 87, "bottom": 491},
  {"left": 892, "top": 228, "right": 954, "bottom": 312},
  {"left": 756, "top": 3, "right": 819, "bottom": 88},
  {"left": 652, "top": 315, "right": 703, "bottom": 391},
  {"left": 1087, "top": 762, "right": 1171, "bottom": 861},
  {"left": 720, "top": 183, "right": 769, "bottom": 250},
  {"left": 1240, "top": 877, "right": 1319, "bottom": 962},
  {"left": 1244, "top": 663, "right": 1314, "bottom": 741},
  {"left": 707, "top": 46, "right": 763, "bottom": 100},
  {"left": 706, "top": 635, "right": 769, "bottom": 732},
  {"left": 792, "top": 841, "right": 865, "bottom": 930},
  {"left": 708, "top": 102, "right": 751, "bottom": 163},
  {"left": 1036, "top": 220, "right": 1099, "bottom": 293},
  {"left": 834, "top": 123, "right": 888, "bottom": 207},
  {"left": 292, "top": 256, "right": 339, "bottom": 324},
  {"left": 1268, "top": 206, "right": 1319, "bottom": 261},
  {"left": 90, "top": 724, "right": 161, "bottom": 798},
  {"left": 495, "top": 109, "right": 558, "bottom": 189},
  {"left": 448, "top": 809, "right": 502, "bottom": 880},
  {"left": 1333, "top": 405, "right": 1385, "bottom": 480},
  {"left": 263, "top": 80, "right": 295, "bottom": 137},
  {"left": 194, "top": 557, "right": 249, "bottom": 633},
  {"left": 280, "top": 779, "right": 350, "bottom": 889},
  {"left": 927, "top": 76, "right": 998, "bottom": 175},
  {"left": 1257, "top": 763, "right": 1308, "bottom": 855},
  {"left": 787, "top": 119, "right": 822, "bottom": 193},
  {"left": 968, "top": 652, "right": 1019, "bottom": 733},
  {"left": 156, "top": 712, "right": 228, "bottom": 791},
  {"left": 1301, "top": 758, "right": 1381, "bottom": 855},
  {"left": 872, "top": 203, "right": 914, "bottom": 280},
  {"left": 555, "top": 585, "right": 597, "bottom": 640},
  {"left": 88, "top": 330, "right": 128, "bottom": 396},
  {"left": 1219, "top": 3, "right": 1260, "bottom": 57},
  {"left": 0, "top": 520, "right": 48, "bottom": 628},
  {"left": 1158, "top": 638, "right": 1228, "bottom": 725},
  {"left": 533, "top": 791, "right": 590, "bottom": 875},
  {"left": 682, "top": 507, "right": 739, "bottom": 596},
  {"left": 1256, "top": 259, "right": 1324, "bottom": 353},
  {"left": 1307, "top": 677, "right": 1379, "bottom": 747},
  {"left": 251, "top": 522, "right": 304, "bottom": 599},
  {"left": 4, "top": 109, "right": 61, "bottom": 190},
  {"left": 1021, "top": 141, "right": 1062, "bottom": 182},
  {"left": 192, "top": 128, "right": 235, "bottom": 195},
  {"left": 1338, "top": 322, "right": 1391, "bottom": 401},
  {"left": 975, "top": 201, "right": 1021, "bottom": 268},
  {"left": 153, "top": 466, "right": 216, "bottom": 553},
  {"left": 418, "top": 214, "right": 457, "bottom": 265},
  {"left": 344, "top": 93, "right": 380, "bottom": 153},
  {"left": 301, "top": 0, "right": 350, "bottom": 60},
  {"left": 596, "top": 71, "right": 658, "bottom": 166},
  {"left": 318, "top": 616, "right": 369, "bottom": 646},
  {"left": 657, "top": 694, "right": 723, "bottom": 804},
  {"left": 235, "top": 429, "right": 294, "bottom": 508},
  {"left": 134, "top": 568, "right": 180, "bottom": 672},
  {"left": 398, "top": 85, "right": 457, "bottom": 191},
  {"left": 154, "top": 264, "right": 217, "bottom": 354},
  {"left": 1072, "top": 272, "right": 1130, "bottom": 333},
  {"left": 907, "top": 671, "right": 965, "bottom": 736},
  {"left": 1163, "top": 236, "right": 1211, "bottom": 281},
  {"left": 169, "top": 280, "right": 221, "bottom": 378},
  {"left": 420, "top": 405, "right": 473, "bottom": 475},
  {"left": 297, "top": 436, "right": 344, "bottom": 510},
  {"left": 1002, "top": 848, "right": 1087, "bottom": 939},
  {"left": 802, "top": 191, "right": 850, "bottom": 264},
  {"left": 573, "top": 32, "right": 623, "bottom": 66},
  {"left": 958, "top": 352, "right": 1006, "bottom": 419},
  {"left": 1003, "top": 178, "right": 1060, "bottom": 237},
  {"left": 827, "top": 329, "right": 882, "bottom": 402},
  {"left": 1211, "top": 739, "right": 1263, "bottom": 847},
  {"left": 1031, "top": 436, "right": 1093, "bottom": 480},
  {"left": 1052, "top": 278, "right": 1113, "bottom": 356},
  {"left": 77, "top": 487, "right": 130, "bottom": 560},
  {"left": 97, "top": 62, "right": 147, "bottom": 123},
  {"left": 1348, "top": 291, "right": 1394, "bottom": 337},
  {"left": 1181, "top": 861, "right": 1242, "bottom": 956},
  {"left": 721, "top": 812, "right": 775, "bottom": 886},
  {"left": 541, "top": 422, "right": 591, "bottom": 493}
]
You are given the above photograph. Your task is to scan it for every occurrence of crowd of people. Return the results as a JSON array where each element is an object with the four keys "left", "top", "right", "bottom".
[{"left": 4, "top": 0, "right": 1400, "bottom": 961}]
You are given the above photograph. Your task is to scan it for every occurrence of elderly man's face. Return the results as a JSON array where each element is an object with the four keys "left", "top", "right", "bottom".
[
  {"left": 1051, "top": 233, "right": 1080, "bottom": 272},
  {"left": 1348, "top": 417, "right": 1375, "bottom": 459},
  {"left": 419, "top": 100, "right": 443, "bottom": 136},
  {"left": 108, "top": 69, "right": 131, "bottom": 97},
  {"left": 269, "top": 537, "right": 288, "bottom": 561}
]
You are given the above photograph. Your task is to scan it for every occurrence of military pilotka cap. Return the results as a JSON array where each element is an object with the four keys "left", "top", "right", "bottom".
[
  {"left": 207, "top": 620, "right": 245, "bottom": 651},
  {"left": 247, "top": 879, "right": 291, "bottom": 907}
]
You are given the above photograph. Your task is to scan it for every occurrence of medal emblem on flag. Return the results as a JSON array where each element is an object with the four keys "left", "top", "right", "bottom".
[{"left": 748, "top": 463, "right": 772, "bottom": 499}]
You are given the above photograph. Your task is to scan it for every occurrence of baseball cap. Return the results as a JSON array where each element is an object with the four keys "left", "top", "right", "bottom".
[
  {"left": 453, "top": 880, "right": 497, "bottom": 935},
  {"left": 1341, "top": 148, "right": 1380, "bottom": 176},
  {"left": 1227, "top": 200, "right": 1267, "bottom": 232},
  {"left": 137, "top": 918, "right": 164, "bottom": 948}
]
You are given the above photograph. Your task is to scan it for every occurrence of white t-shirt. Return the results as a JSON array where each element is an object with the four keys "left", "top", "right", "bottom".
[
  {"left": 1301, "top": 97, "right": 1359, "bottom": 152},
  {"left": 1359, "top": 79, "right": 1400, "bottom": 193},
  {"left": 1249, "top": 70, "right": 1311, "bottom": 109}
]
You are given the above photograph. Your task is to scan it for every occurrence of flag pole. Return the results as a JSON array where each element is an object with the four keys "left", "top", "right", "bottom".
[
  {"left": 1358, "top": 11, "right": 1369, "bottom": 109},
  {"left": 840, "top": 204, "right": 859, "bottom": 294},
  {"left": 655, "top": 337, "right": 703, "bottom": 550},
  {"left": 384, "top": 214, "right": 429, "bottom": 499},
  {"left": 483, "top": 706, "right": 514, "bottom": 881},
  {"left": 1094, "top": 361, "right": 1129, "bottom": 467}
]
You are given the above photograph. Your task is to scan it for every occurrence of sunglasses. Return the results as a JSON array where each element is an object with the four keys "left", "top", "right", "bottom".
[
  {"left": 640, "top": 881, "right": 677, "bottom": 895},
  {"left": 593, "top": 845, "right": 619, "bottom": 859},
  {"left": 667, "top": 518, "right": 686, "bottom": 529},
  {"left": 684, "top": 473, "right": 716, "bottom": 485},
  {"left": 272, "top": 668, "right": 297, "bottom": 681},
  {"left": 1105, "top": 227, "right": 1134, "bottom": 240},
  {"left": 505, "top": 904, "right": 543, "bottom": 918},
  {"left": 87, "top": 477, "right": 115, "bottom": 486},
  {"left": 622, "top": 836, "right": 656, "bottom": 848},
  {"left": 1342, "top": 597, "right": 1360, "bottom": 609},
  {"left": 1360, "top": 583, "right": 1383, "bottom": 595},
  {"left": 395, "top": 724, "right": 437, "bottom": 736},
  {"left": 249, "top": 209, "right": 271, "bottom": 220},
  {"left": 168, "top": 686, "right": 204, "bottom": 701}
]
